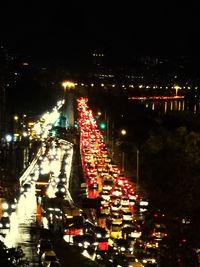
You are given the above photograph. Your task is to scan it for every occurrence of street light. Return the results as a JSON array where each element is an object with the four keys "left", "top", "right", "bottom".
[
  {"left": 174, "top": 85, "right": 181, "bottom": 96},
  {"left": 120, "top": 129, "right": 126, "bottom": 172},
  {"left": 14, "top": 115, "right": 18, "bottom": 121},
  {"left": 120, "top": 129, "right": 139, "bottom": 188},
  {"left": 62, "top": 81, "right": 75, "bottom": 98},
  {"left": 14, "top": 115, "right": 19, "bottom": 139},
  {"left": 121, "top": 129, "right": 127, "bottom": 136}
]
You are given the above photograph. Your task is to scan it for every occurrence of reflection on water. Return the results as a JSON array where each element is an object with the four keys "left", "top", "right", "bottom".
[{"left": 144, "top": 99, "right": 200, "bottom": 114}]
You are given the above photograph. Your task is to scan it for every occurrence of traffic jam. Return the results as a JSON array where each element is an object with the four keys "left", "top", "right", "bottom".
[
  {"left": 77, "top": 97, "right": 168, "bottom": 266},
  {"left": 0, "top": 98, "right": 169, "bottom": 266}
]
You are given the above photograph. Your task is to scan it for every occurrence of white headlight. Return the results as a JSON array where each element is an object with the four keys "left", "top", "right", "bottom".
[
  {"left": 11, "top": 204, "right": 16, "bottom": 209},
  {"left": 2, "top": 203, "right": 9, "bottom": 210}
]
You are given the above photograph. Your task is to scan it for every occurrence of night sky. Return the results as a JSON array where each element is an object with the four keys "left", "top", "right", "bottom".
[{"left": 1, "top": 3, "right": 200, "bottom": 65}]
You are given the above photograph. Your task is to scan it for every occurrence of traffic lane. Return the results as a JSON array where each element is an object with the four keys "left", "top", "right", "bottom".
[{"left": 40, "top": 229, "right": 103, "bottom": 267}]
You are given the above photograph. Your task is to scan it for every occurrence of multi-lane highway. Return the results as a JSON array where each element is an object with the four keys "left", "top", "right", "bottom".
[{"left": 0, "top": 97, "right": 172, "bottom": 267}]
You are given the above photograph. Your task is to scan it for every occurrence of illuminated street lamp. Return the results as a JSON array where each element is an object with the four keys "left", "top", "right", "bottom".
[
  {"left": 120, "top": 129, "right": 127, "bottom": 172},
  {"left": 62, "top": 81, "right": 75, "bottom": 94},
  {"left": 120, "top": 129, "right": 139, "bottom": 188},
  {"left": 14, "top": 115, "right": 18, "bottom": 121},
  {"left": 62, "top": 81, "right": 76, "bottom": 128},
  {"left": 174, "top": 85, "right": 181, "bottom": 96},
  {"left": 14, "top": 115, "right": 19, "bottom": 138},
  {"left": 121, "top": 129, "right": 127, "bottom": 136}
]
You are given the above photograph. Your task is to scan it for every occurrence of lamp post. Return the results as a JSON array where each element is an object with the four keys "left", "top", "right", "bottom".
[
  {"left": 174, "top": 85, "right": 181, "bottom": 97},
  {"left": 62, "top": 81, "right": 75, "bottom": 98},
  {"left": 120, "top": 129, "right": 127, "bottom": 172},
  {"left": 13, "top": 115, "right": 19, "bottom": 140},
  {"left": 61, "top": 81, "right": 76, "bottom": 128}
]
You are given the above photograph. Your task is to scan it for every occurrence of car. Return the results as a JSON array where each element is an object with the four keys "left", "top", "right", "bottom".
[
  {"left": 151, "top": 223, "right": 167, "bottom": 240},
  {"left": 123, "top": 226, "right": 142, "bottom": 239},
  {"left": 100, "top": 205, "right": 110, "bottom": 215},
  {"left": 85, "top": 225, "right": 110, "bottom": 251},
  {"left": 110, "top": 202, "right": 121, "bottom": 212},
  {"left": 37, "top": 239, "right": 53, "bottom": 256},
  {"left": 40, "top": 250, "right": 58, "bottom": 267},
  {"left": 1, "top": 199, "right": 16, "bottom": 212},
  {"left": 87, "top": 225, "right": 110, "bottom": 240},
  {"left": 102, "top": 179, "right": 114, "bottom": 191},
  {"left": 0, "top": 216, "right": 10, "bottom": 229},
  {"left": 112, "top": 238, "right": 133, "bottom": 254},
  {"left": 110, "top": 222, "right": 122, "bottom": 239},
  {"left": 122, "top": 209, "right": 133, "bottom": 221},
  {"left": 99, "top": 190, "right": 110, "bottom": 201},
  {"left": 112, "top": 254, "right": 144, "bottom": 267},
  {"left": 121, "top": 196, "right": 129, "bottom": 206},
  {"left": 21, "top": 183, "right": 32, "bottom": 193},
  {"left": 111, "top": 212, "right": 123, "bottom": 225},
  {"left": 73, "top": 234, "right": 97, "bottom": 249},
  {"left": 125, "top": 254, "right": 144, "bottom": 267}
]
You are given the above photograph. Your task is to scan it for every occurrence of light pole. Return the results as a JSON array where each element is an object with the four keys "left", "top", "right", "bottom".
[
  {"left": 62, "top": 81, "right": 75, "bottom": 98},
  {"left": 13, "top": 115, "right": 19, "bottom": 140},
  {"left": 61, "top": 81, "right": 76, "bottom": 128},
  {"left": 174, "top": 85, "right": 181, "bottom": 97},
  {"left": 120, "top": 129, "right": 127, "bottom": 172}
]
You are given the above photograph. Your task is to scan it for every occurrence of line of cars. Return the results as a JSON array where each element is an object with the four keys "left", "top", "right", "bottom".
[
  {"left": 0, "top": 198, "right": 16, "bottom": 237},
  {"left": 76, "top": 97, "right": 170, "bottom": 266},
  {"left": 77, "top": 98, "right": 145, "bottom": 237}
]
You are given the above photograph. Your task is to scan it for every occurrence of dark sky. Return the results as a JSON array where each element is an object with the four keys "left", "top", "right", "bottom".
[{"left": 1, "top": 2, "right": 200, "bottom": 65}]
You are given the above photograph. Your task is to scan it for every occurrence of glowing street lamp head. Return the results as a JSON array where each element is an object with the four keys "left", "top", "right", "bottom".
[
  {"left": 121, "top": 129, "right": 127, "bottom": 136},
  {"left": 174, "top": 85, "right": 181, "bottom": 96},
  {"left": 62, "top": 81, "right": 75, "bottom": 90}
]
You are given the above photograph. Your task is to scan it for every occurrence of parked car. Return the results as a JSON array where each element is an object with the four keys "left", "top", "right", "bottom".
[{"left": 0, "top": 216, "right": 10, "bottom": 229}]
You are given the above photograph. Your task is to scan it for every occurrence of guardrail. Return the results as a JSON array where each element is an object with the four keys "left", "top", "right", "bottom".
[{"left": 19, "top": 147, "right": 42, "bottom": 185}]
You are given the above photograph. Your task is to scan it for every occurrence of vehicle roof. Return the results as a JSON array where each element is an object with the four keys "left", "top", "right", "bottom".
[{"left": 42, "top": 250, "right": 56, "bottom": 256}]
